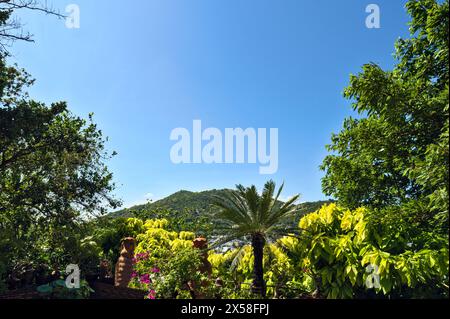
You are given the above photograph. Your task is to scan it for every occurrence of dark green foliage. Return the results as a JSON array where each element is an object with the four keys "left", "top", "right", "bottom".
[
  {"left": 0, "top": 99, "right": 120, "bottom": 277},
  {"left": 88, "top": 217, "right": 143, "bottom": 266},
  {"left": 110, "top": 189, "right": 229, "bottom": 218},
  {"left": 0, "top": 2, "right": 119, "bottom": 289},
  {"left": 321, "top": 0, "right": 449, "bottom": 224}
]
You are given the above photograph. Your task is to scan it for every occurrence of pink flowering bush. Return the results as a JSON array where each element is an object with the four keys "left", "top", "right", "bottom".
[
  {"left": 128, "top": 219, "right": 205, "bottom": 299},
  {"left": 129, "top": 250, "right": 163, "bottom": 299},
  {"left": 129, "top": 246, "right": 206, "bottom": 299}
]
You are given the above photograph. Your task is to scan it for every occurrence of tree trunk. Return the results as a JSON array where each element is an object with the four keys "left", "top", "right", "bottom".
[{"left": 251, "top": 234, "right": 266, "bottom": 297}]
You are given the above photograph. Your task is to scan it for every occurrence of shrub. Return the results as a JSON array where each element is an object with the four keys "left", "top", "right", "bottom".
[
  {"left": 128, "top": 219, "right": 206, "bottom": 299},
  {"left": 288, "top": 204, "right": 449, "bottom": 298}
]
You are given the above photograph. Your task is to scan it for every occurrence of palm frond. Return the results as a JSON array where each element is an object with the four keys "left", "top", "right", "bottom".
[
  {"left": 213, "top": 192, "right": 251, "bottom": 225},
  {"left": 259, "top": 180, "right": 275, "bottom": 225},
  {"left": 244, "top": 185, "right": 260, "bottom": 222},
  {"left": 212, "top": 181, "right": 300, "bottom": 245},
  {"left": 265, "top": 194, "right": 300, "bottom": 226}
]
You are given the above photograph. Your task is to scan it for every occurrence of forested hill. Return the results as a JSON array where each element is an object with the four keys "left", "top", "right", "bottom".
[
  {"left": 110, "top": 189, "right": 227, "bottom": 218},
  {"left": 110, "top": 189, "right": 332, "bottom": 221}
]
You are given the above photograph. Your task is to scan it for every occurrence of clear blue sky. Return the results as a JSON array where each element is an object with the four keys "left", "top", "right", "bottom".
[{"left": 11, "top": 0, "right": 410, "bottom": 208}]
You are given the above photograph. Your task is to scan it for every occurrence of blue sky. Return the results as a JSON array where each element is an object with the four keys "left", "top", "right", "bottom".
[{"left": 11, "top": 0, "right": 410, "bottom": 208}]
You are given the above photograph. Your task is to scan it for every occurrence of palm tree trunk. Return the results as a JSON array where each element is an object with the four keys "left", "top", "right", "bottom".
[{"left": 251, "top": 234, "right": 266, "bottom": 297}]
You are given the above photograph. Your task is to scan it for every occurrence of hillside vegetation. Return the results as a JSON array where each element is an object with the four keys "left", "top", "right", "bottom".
[{"left": 110, "top": 189, "right": 331, "bottom": 221}]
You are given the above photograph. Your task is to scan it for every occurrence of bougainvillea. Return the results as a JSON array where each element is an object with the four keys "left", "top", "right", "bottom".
[{"left": 128, "top": 219, "right": 203, "bottom": 299}]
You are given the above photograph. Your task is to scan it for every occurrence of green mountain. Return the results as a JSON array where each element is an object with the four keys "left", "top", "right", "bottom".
[{"left": 110, "top": 189, "right": 332, "bottom": 222}]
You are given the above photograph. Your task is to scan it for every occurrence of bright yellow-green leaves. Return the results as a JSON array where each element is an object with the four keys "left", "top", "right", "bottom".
[
  {"left": 143, "top": 218, "right": 169, "bottom": 230},
  {"left": 299, "top": 203, "right": 341, "bottom": 232},
  {"left": 292, "top": 204, "right": 449, "bottom": 298},
  {"left": 134, "top": 218, "right": 194, "bottom": 257},
  {"left": 124, "top": 218, "right": 145, "bottom": 235},
  {"left": 179, "top": 231, "right": 196, "bottom": 241}
]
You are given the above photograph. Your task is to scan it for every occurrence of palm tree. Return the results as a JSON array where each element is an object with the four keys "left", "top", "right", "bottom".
[{"left": 213, "top": 180, "right": 300, "bottom": 297}]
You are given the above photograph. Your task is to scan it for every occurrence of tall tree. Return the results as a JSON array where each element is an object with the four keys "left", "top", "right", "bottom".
[
  {"left": 0, "top": 1, "right": 119, "bottom": 278},
  {"left": 213, "top": 181, "right": 299, "bottom": 297},
  {"left": 321, "top": 0, "right": 449, "bottom": 222}
]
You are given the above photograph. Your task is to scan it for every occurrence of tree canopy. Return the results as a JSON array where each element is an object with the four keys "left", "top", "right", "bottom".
[
  {"left": 321, "top": 0, "right": 449, "bottom": 226},
  {"left": 0, "top": 1, "right": 119, "bottom": 278}
]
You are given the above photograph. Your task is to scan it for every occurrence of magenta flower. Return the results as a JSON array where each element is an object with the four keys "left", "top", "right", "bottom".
[
  {"left": 131, "top": 271, "right": 138, "bottom": 278},
  {"left": 147, "top": 289, "right": 156, "bottom": 299},
  {"left": 133, "top": 252, "right": 150, "bottom": 263},
  {"left": 151, "top": 267, "right": 160, "bottom": 273},
  {"left": 140, "top": 274, "right": 151, "bottom": 284}
]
